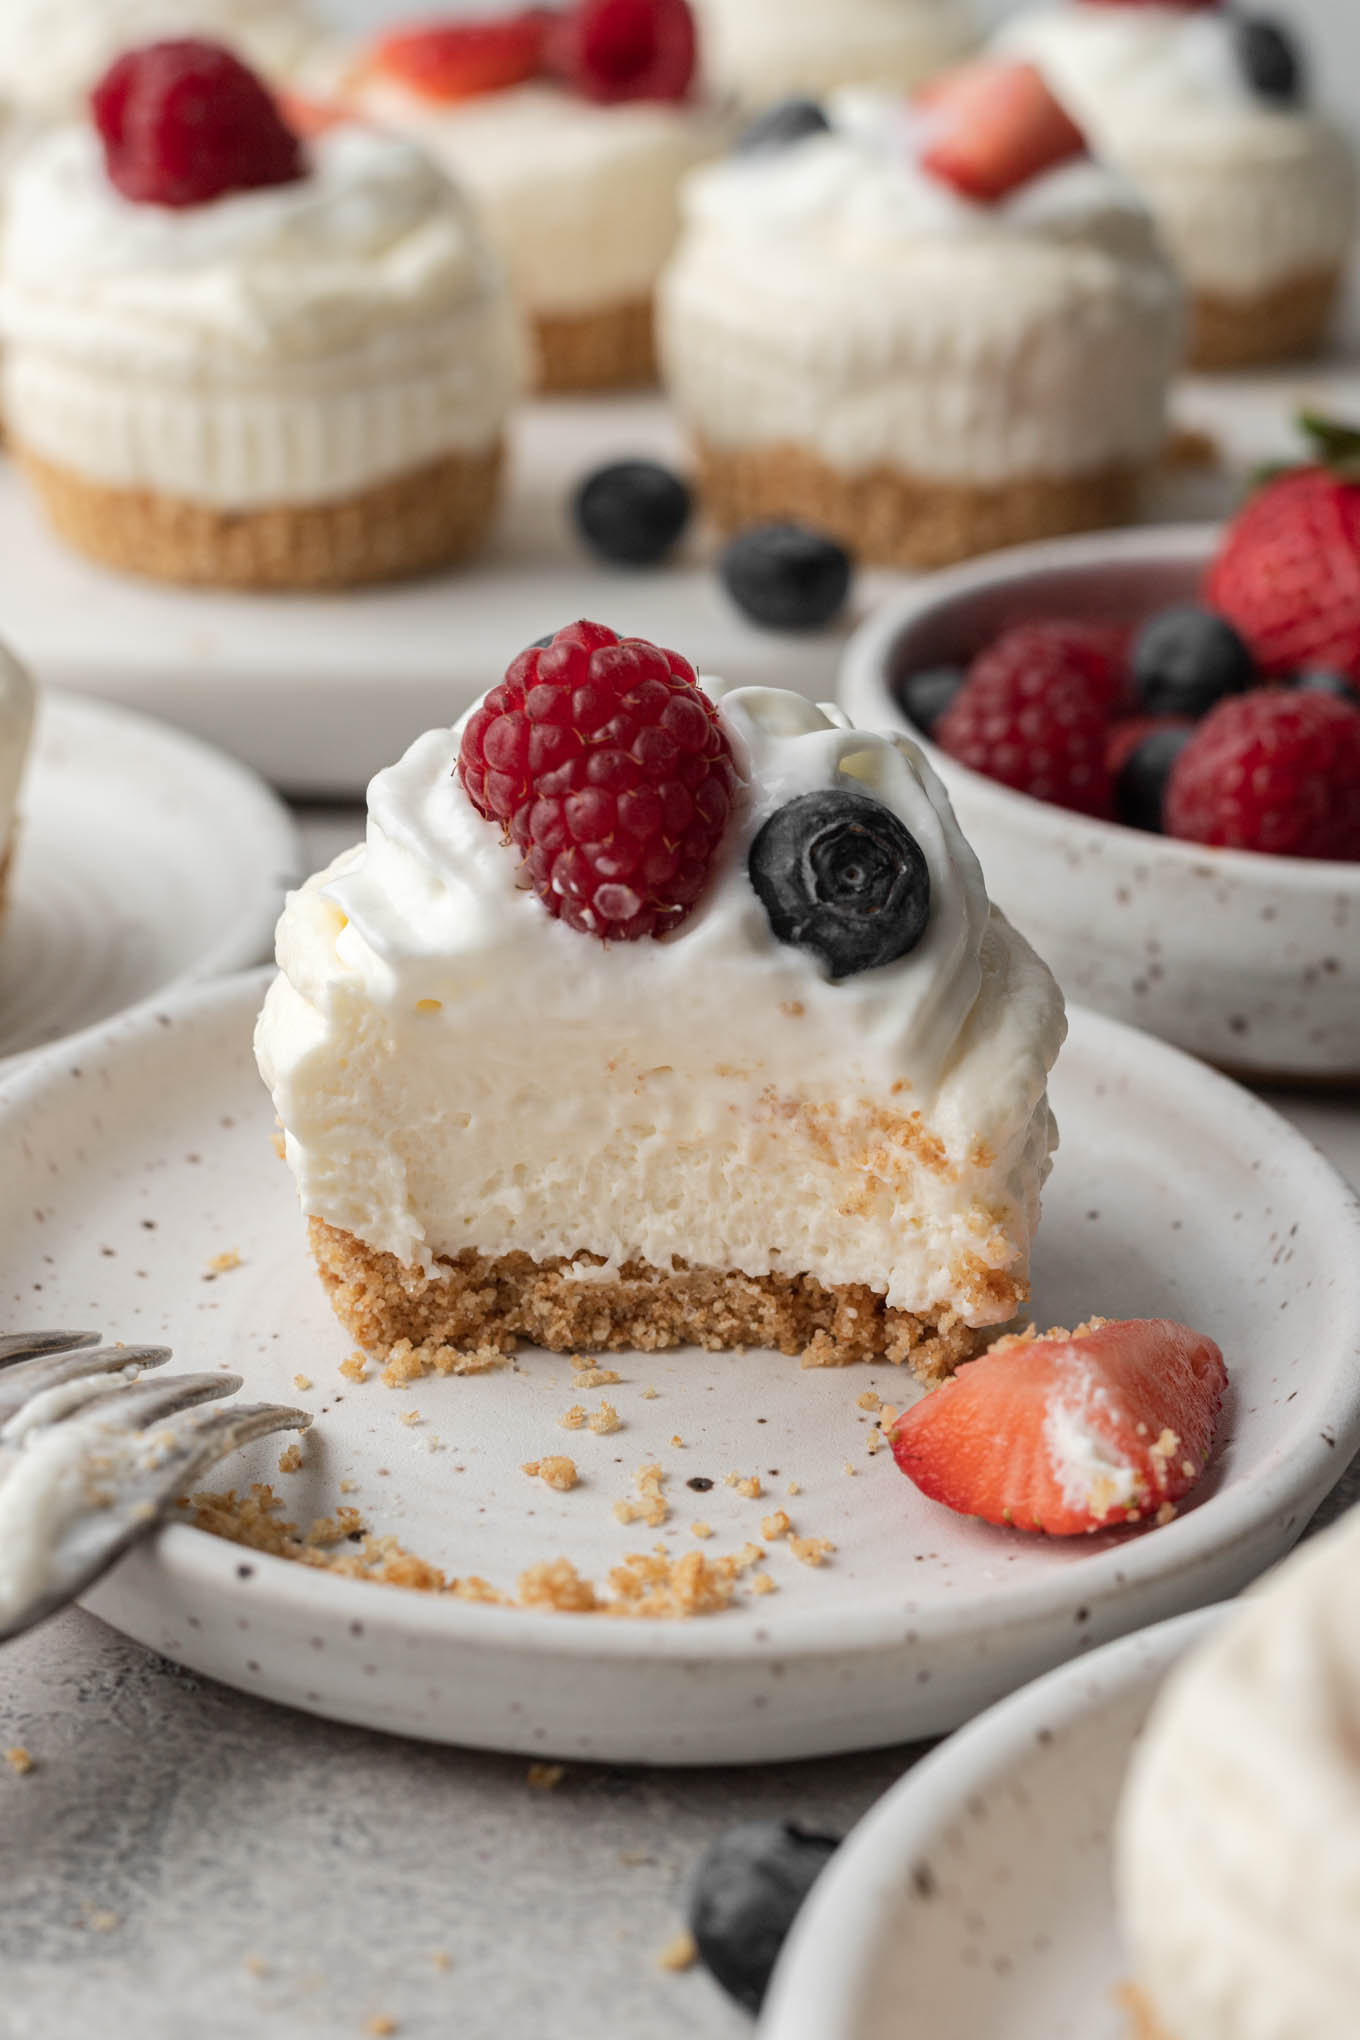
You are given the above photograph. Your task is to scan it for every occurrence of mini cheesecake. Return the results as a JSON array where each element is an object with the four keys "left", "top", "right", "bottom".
[
  {"left": 256, "top": 623, "right": 1065, "bottom": 1383},
  {"left": 0, "top": 645, "right": 36, "bottom": 935},
  {"left": 0, "top": 40, "right": 524, "bottom": 591},
  {"left": 0, "top": 0, "right": 325, "bottom": 115},
  {"left": 692, "top": 0, "right": 976, "bottom": 106},
  {"left": 657, "top": 64, "right": 1182, "bottom": 569},
  {"left": 997, "top": 1, "right": 1355, "bottom": 369}
]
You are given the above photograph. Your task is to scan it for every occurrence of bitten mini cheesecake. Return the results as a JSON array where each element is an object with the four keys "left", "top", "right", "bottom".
[
  {"left": 257, "top": 621, "right": 1065, "bottom": 1383},
  {"left": 1116, "top": 1508, "right": 1360, "bottom": 2039},
  {"left": 0, "top": 39, "right": 523, "bottom": 591},
  {"left": 691, "top": 0, "right": 976, "bottom": 107},
  {"left": 997, "top": 0, "right": 1356, "bottom": 369},
  {"left": 0, "top": 645, "right": 35, "bottom": 933},
  {"left": 349, "top": 1, "right": 725, "bottom": 393},
  {"left": 657, "top": 62, "right": 1182, "bottom": 569}
]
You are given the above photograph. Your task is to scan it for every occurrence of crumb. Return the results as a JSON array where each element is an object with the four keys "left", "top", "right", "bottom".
[
  {"left": 856, "top": 1390, "right": 883, "bottom": 1412},
  {"left": 642, "top": 1387, "right": 658, "bottom": 1400},
  {"left": 657, "top": 1930, "right": 698, "bottom": 1974},
  {"left": 751, "top": 1572, "right": 776, "bottom": 1596},
  {"left": 365, "top": 2018, "right": 398, "bottom": 2038},
  {"left": 339, "top": 1479, "right": 357, "bottom": 1494},
  {"left": 789, "top": 1535, "right": 835, "bottom": 1568},
  {"left": 431, "top": 1953, "right": 453, "bottom": 1974},
  {"left": 726, "top": 1472, "right": 763, "bottom": 1500},
  {"left": 292, "top": 1374, "right": 313, "bottom": 1392},
  {"left": 588, "top": 1401, "right": 621, "bottom": 1436},
  {"left": 572, "top": 1360, "right": 622, "bottom": 1388},
  {"left": 339, "top": 1353, "right": 369, "bottom": 1383},
  {"left": 843, "top": 1462, "right": 857, "bottom": 1477},
  {"left": 4, "top": 1747, "right": 33, "bottom": 1775},
  {"left": 399, "top": 1410, "right": 422, "bottom": 1428},
  {"left": 526, "top": 1762, "right": 565, "bottom": 1791},
  {"left": 244, "top": 1957, "right": 268, "bottom": 1980},
  {"left": 381, "top": 1338, "right": 507, "bottom": 1387},
  {"left": 786, "top": 1480, "right": 801, "bottom": 1496},
  {"left": 878, "top": 1409, "right": 899, "bottom": 1433},
  {"left": 866, "top": 1431, "right": 884, "bottom": 1455},
  {"left": 518, "top": 1558, "right": 598, "bottom": 1613},
  {"left": 87, "top": 1910, "right": 120, "bottom": 1934},
  {"left": 761, "top": 1510, "right": 792, "bottom": 1541},
  {"left": 690, "top": 1521, "right": 712, "bottom": 1539},
  {"left": 670, "top": 1434, "right": 684, "bottom": 1448},
  {"left": 277, "top": 1443, "right": 304, "bottom": 1475},
  {"left": 522, "top": 1456, "right": 579, "bottom": 1492},
  {"left": 614, "top": 1461, "right": 668, "bottom": 1528},
  {"left": 559, "top": 1404, "right": 587, "bottom": 1431},
  {"left": 206, "top": 1250, "right": 241, "bottom": 1275}
]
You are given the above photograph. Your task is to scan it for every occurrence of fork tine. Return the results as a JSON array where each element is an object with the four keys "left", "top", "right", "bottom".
[
  {"left": 95, "top": 1372, "right": 244, "bottom": 1429},
  {"left": 160, "top": 1401, "right": 314, "bottom": 1491},
  {"left": 0, "top": 1345, "right": 174, "bottom": 1430},
  {"left": 0, "top": 1330, "right": 103, "bottom": 1368}
]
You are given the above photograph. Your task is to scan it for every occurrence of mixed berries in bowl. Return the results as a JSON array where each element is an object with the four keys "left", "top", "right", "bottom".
[{"left": 839, "top": 444, "right": 1360, "bottom": 1079}]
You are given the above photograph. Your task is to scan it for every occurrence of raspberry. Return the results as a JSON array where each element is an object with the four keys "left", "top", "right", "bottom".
[
  {"left": 932, "top": 620, "right": 1126, "bottom": 817},
  {"left": 1164, "top": 688, "right": 1360, "bottom": 860},
  {"left": 965, "top": 620, "right": 1130, "bottom": 715},
  {"left": 457, "top": 621, "right": 741, "bottom": 940},
  {"left": 548, "top": 0, "right": 697, "bottom": 105},
  {"left": 91, "top": 40, "right": 304, "bottom": 209}
]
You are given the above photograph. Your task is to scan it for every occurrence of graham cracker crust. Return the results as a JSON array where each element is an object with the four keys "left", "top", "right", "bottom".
[
  {"left": 309, "top": 1217, "right": 991, "bottom": 1387},
  {"left": 1188, "top": 265, "right": 1342, "bottom": 370},
  {"left": 533, "top": 296, "right": 657, "bottom": 394},
  {"left": 14, "top": 441, "right": 504, "bottom": 591},
  {"left": 693, "top": 437, "right": 1143, "bottom": 570}
]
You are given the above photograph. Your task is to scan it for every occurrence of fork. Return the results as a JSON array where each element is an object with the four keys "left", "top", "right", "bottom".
[{"left": 0, "top": 1328, "right": 311, "bottom": 1642}]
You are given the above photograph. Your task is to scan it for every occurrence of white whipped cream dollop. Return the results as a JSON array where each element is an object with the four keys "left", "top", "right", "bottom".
[
  {"left": 1117, "top": 1509, "right": 1360, "bottom": 2038},
  {"left": 256, "top": 687, "right": 1064, "bottom": 1318},
  {"left": 0, "top": 122, "right": 524, "bottom": 506},
  {"left": 356, "top": 81, "right": 726, "bottom": 317},
  {"left": 996, "top": 4, "right": 1355, "bottom": 296},
  {"left": 658, "top": 89, "right": 1181, "bottom": 483},
  {"left": 0, "top": 0, "right": 324, "bottom": 117},
  {"left": 691, "top": 0, "right": 976, "bottom": 105}
]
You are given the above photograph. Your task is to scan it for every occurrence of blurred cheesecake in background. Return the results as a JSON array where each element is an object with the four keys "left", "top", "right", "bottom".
[
  {"left": 658, "top": 62, "right": 1183, "bottom": 568},
  {"left": 0, "top": 0, "right": 324, "bottom": 113},
  {"left": 692, "top": 0, "right": 976, "bottom": 106},
  {"left": 996, "top": 0, "right": 1356, "bottom": 367}
]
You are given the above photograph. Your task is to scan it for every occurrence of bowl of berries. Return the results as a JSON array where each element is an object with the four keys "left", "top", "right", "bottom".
[{"left": 839, "top": 426, "right": 1360, "bottom": 1081}]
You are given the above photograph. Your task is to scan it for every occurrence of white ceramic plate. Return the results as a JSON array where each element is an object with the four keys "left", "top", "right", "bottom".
[
  {"left": 0, "top": 692, "right": 300, "bottom": 1063},
  {"left": 0, "top": 387, "right": 1257, "bottom": 799},
  {"left": 761, "top": 1605, "right": 1220, "bottom": 2040},
  {"left": 2, "top": 970, "right": 1357, "bottom": 1764}
]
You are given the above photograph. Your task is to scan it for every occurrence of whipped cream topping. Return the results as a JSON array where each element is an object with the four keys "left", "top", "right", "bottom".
[
  {"left": 691, "top": 0, "right": 976, "bottom": 105},
  {"left": 0, "top": 0, "right": 324, "bottom": 117},
  {"left": 657, "top": 89, "right": 1180, "bottom": 483},
  {"left": 0, "top": 122, "right": 523, "bottom": 506},
  {"left": 1118, "top": 1509, "right": 1360, "bottom": 2039},
  {"left": 354, "top": 81, "right": 726, "bottom": 317},
  {"left": 256, "top": 686, "right": 1064, "bottom": 1315},
  {"left": 0, "top": 645, "right": 36, "bottom": 857},
  {"left": 997, "top": 4, "right": 1355, "bottom": 296}
]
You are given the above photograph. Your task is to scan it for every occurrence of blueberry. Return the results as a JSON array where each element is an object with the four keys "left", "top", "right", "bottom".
[
  {"left": 719, "top": 523, "right": 852, "bottom": 632},
  {"left": 1235, "top": 15, "right": 1303, "bottom": 104},
  {"left": 1114, "top": 725, "right": 1193, "bottom": 833},
  {"left": 687, "top": 1821, "right": 840, "bottom": 2014},
  {"left": 1131, "top": 606, "right": 1254, "bottom": 718},
  {"left": 749, "top": 789, "right": 930, "bottom": 978},
  {"left": 734, "top": 96, "right": 831, "bottom": 156},
  {"left": 1295, "top": 667, "right": 1358, "bottom": 702},
  {"left": 572, "top": 459, "right": 692, "bottom": 567},
  {"left": 896, "top": 665, "right": 965, "bottom": 737}
]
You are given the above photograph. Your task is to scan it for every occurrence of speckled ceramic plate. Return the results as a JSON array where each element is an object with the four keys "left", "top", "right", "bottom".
[
  {"left": 2, "top": 968, "right": 1358, "bottom": 1764},
  {"left": 0, "top": 692, "right": 300, "bottom": 1063},
  {"left": 761, "top": 1605, "right": 1221, "bottom": 2040}
]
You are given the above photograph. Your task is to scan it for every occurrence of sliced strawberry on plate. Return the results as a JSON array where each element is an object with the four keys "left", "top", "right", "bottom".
[
  {"left": 371, "top": 11, "right": 552, "bottom": 101},
  {"left": 888, "top": 1318, "right": 1227, "bottom": 1535},
  {"left": 919, "top": 59, "right": 1086, "bottom": 203}
]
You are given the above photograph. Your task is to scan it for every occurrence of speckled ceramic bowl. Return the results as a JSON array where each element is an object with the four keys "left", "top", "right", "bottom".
[{"left": 839, "top": 525, "right": 1360, "bottom": 1084}]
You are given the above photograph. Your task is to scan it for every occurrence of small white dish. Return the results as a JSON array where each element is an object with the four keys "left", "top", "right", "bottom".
[
  {"left": 838, "top": 525, "right": 1360, "bottom": 1083},
  {"left": 1, "top": 969, "right": 1357, "bottom": 1762},
  {"left": 761, "top": 1604, "right": 1220, "bottom": 2040},
  {"left": 0, "top": 691, "right": 300, "bottom": 1063}
]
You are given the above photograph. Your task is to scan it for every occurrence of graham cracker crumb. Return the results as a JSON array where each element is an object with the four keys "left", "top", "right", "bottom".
[
  {"left": 789, "top": 1535, "right": 835, "bottom": 1568},
  {"left": 399, "top": 1410, "right": 423, "bottom": 1428},
  {"left": 244, "top": 1956, "right": 268, "bottom": 1979},
  {"left": 431, "top": 1952, "right": 453, "bottom": 1974},
  {"left": 762, "top": 1510, "right": 792, "bottom": 1542},
  {"left": 670, "top": 1434, "right": 685, "bottom": 1448},
  {"left": 559, "top": 1404, "right": 588, "bottom": 1431},
  {"left": 277, "top": 1443, "right": 304, "bottom": 1474},
  {"left": 726, "top": 1472, "right": 763, "bottom": 1500},
  {"left": 381, "top": 1338, "right": 507, "bottom": 1388},
  {"left": 292, "top": 1374, "right": 313, "bottom": 1392},
  {"left": 522, "top": 1456, "right": 579, "bottom": 1492},
  {"left": 607, "top": 1548, "right": 739, "bottom": 1618},
  {"left": 572, "top": 1359, "right": 622, "bottom": 1388},
  {"left": 88, "top": 1910, "right": 120, "bottom": 1934},
  {"left": 642, "top": 1387, "right": 658, "bottom": 1400},
  {"left": 751, "top": 1572, "right": 777, "bottom": 1596},
  {"left": 4, "top": 1747, "right": 34, "bottom": 1775},
  {"left": 206, "top": 1250, "right": 241, "bottom": 1275},
  {"left": 518, "top": 1558, "right": 598, "bottom": 1613},
  {"left": 527, "top": 1762, "right": 565, "bottom": 1791},
  {"left": 365, "top": 2018, "right": 398, "bottom": 2038},
  {"left": 857, "top": 1390, "right": 883, "bottom": 1412},
  {"left": 588, "top": 1401, "right": 620, "bottom": 1435},
  {"left": 614, "top": 1461, "right": 669, "bottom": 1529},
  {"left": 843, "top": 1461, "right": 857, "bottom": 1477},
  {"left": 340, "top": 1353, "right": 369, "bottom": 1383},
  {"left": 866, "top": 1431, "right": 884, "bottom": 1455},
  {"left": 691, "top": 1521, "right": 713, "bottom": 1539},
  {"left": 657, "top": 1930, "right": 698, "bottom": 1974},
  {"left": 786, "top": 1480, "right": 801, "bottom": 1496}
]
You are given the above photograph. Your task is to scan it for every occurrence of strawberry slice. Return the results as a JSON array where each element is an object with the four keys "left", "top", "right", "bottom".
[
  {"left": 371, "top": 11, "right": 552, "bottom": 102},
  {"left": 919, "top": 59, "right": 1086, "bottom": 203},
  {"left": 889, "top": 1318, "right": 1227, "bottom": 1535}
]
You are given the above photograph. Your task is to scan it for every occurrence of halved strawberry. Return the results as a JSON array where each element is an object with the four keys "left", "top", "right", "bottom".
[
  {"left": 889, "top": 1318, "right": 1227, "bottom": 1535},
  {"left": 919, "top": 59, "right": 1086, "bottom": 203},
  {"left": 371, "top": 11, "right": 552, "bottom": 102}
]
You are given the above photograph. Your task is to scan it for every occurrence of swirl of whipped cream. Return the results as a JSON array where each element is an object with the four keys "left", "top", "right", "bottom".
[
  {"left": 0, "top": 0, "right": 324, "bottom": 116},
  {"left": 257, "top": 686, "right": 1064, "bottom": 1303},
  {"left": 691, "top": 0, "right": 976, "bottom": 104},
  {"left": 1118, "top": 1509, "right": 1360, "bottom": 2039},
  {"left": 0, "top": 122, "right": 523, "bottom": 503}
]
